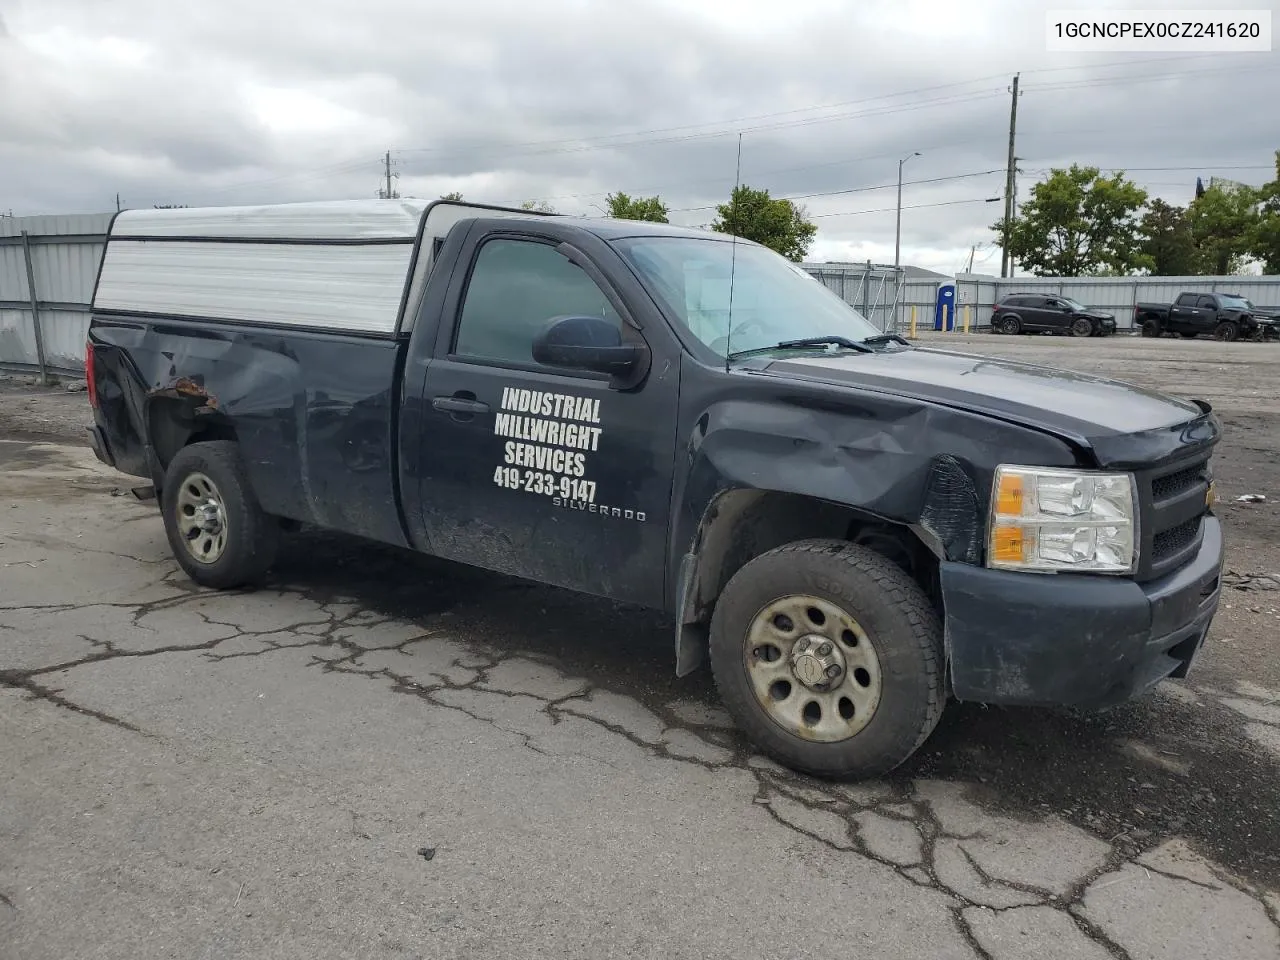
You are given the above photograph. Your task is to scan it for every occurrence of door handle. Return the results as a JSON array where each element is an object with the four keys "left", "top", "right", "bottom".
[{"left": 432, "top": 395, "right": 490, "bottom": 414}]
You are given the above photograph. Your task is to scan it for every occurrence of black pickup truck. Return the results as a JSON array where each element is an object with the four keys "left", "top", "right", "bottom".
[
  {"left": 84, "top": 199, "right": 1225, "bottom": 778},
  {"left": 1134, "top": 291, "right": 1261, "bottom": 341}
]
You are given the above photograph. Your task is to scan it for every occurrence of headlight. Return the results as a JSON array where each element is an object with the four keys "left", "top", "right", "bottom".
[{"left": 987, "top": 465, "right": 1138, "bottom": 574}]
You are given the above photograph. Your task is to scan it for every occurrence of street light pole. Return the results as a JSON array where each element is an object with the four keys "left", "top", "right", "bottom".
[{"left": 894, "top": 151, "right": 920, "bottom": 268}]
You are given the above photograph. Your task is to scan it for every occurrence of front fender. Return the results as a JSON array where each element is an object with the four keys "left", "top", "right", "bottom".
[{"left": 666, "top": 384, "right": 1079, "bottom": 675}]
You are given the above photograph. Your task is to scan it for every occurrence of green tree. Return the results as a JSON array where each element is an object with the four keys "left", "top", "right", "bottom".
[
  {"left": 1139, "top": 199, "right": 1201, "bottom": 275},
  {"left": 992, "top": 164, "right": 1151, "bottom": 276},
  {"left": 604, "top": 191, "right": 669, "bottom": 222},
  {"left": 1248, "top": 151, "right": 1280, "bottom": 274},
  {"left": 520, "top": 199, "right": 556, "bottom": 213},
  {"left": 440, "top": 191, "right": 464, "bottom": 201},
  {"left": 1186, "top": 180, "right": 1259, "bottom": 275},
  {"left": 711, "top": 185, "right": 816, "bottom": 261}
]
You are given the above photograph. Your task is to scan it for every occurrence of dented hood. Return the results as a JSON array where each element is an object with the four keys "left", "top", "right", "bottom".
[{"left": 759, "top": 345, "right": 1214, "bottom": 465}]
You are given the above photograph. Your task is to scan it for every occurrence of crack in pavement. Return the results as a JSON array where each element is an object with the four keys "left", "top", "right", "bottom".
[
  {"left": 0, "top": 670, "right": 147, "bottom": 735},
  {"left": 4, "top": 583, "right": 1279, "bottom": 957}
]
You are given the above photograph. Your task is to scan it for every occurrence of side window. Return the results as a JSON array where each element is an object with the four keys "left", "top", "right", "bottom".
[
  {"left": 453, "top": 238, "right": 619, "bottom": 366},
  {"left": 1176, "top": 293, "right": 1197, "bottom": 307},
  {"left": 1197, "top": 295, "right": 1217, "bottom": 309}
]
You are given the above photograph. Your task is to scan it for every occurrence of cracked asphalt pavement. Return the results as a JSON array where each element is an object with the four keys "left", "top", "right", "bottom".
[{"left": 3, "top": 339, "right": 1280, "bottom": 959}]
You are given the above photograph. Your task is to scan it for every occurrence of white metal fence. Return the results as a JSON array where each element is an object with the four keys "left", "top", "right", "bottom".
[
  {"left": 954, "top": 273, "right": 1280, "bottom": 331},
  {"left": 0, "top": 213, "right": 112, "bottom": 379},
  {"left": 802, "top": 261, "right": 1280, "bottom": 334}
]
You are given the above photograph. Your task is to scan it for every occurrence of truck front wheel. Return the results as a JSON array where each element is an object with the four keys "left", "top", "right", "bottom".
[
  {"left": 161, "top": 441, "right": 279, "bottom": 589},
  {"left": 709, "top": 539, "right": 944, "bottom": 778},
  {"left": 1214, "top": 321, "right": 1239, "bottom": 342}
]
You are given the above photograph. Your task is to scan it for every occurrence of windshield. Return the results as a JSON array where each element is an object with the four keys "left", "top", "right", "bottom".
[
  {"left": 612, "top": 236, "right": 881, "bottom": 357},
  {"left": 1220, "top": 295, "right": 1250, "bottom": 310},
  {"left": 1060, "top": 297, "right": 1088, "bottom": 310}
]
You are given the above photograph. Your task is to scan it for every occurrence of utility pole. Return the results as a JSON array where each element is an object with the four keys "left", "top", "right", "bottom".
[
  {"left": 1000, "top": 73, "right": 1020, "bottom": 278},
  {"left": 965, "top": 244, "right": 976, "bottom": 274},
  {"left": 894, "top": 151, "right": 920, "bottom": 268},
  {"left": 115, "top": 193, "right": 121, "bottom": 212},
  {"left": 380, "top": 151, "right": 399, "bottom": 199}
]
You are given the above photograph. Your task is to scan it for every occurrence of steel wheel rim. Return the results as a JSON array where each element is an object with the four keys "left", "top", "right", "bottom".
[
  {"left": 175, "top": 471, "right": 228, "bottom": 564},
  {"left": 743, "top": 594, "right": 884, "bottom": 743}
]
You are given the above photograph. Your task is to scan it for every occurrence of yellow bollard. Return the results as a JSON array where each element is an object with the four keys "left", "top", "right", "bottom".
[
  {"left": 963, "top": 304, "right": 972, "bottom": 334},
  {"left": 910, "top": 305, "right": 918, "bottom": 339},
  {"left": 942, "top": 304, "right": 950, "bottom": 331}
]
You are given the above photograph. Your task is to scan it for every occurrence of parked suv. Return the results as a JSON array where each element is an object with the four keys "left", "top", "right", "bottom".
[{"left": 991, "top": 294, "right": 1117, "bottom": 337}]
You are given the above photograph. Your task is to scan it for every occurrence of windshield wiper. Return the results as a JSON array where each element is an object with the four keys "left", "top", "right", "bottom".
[
  {"left": 728, "top": 335, "right": 873, "bottom": 360},
  {"left": 860, "top": 333, "right": 911, "bottom": 347}
]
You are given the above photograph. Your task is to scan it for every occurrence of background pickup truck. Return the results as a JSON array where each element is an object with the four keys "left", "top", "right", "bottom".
[
  {"left": 85, "top": 199, "right": 1225, "bottom": 779},
  {"left": 1134, "top": 292, "right": 1260, "bottom": 341}
]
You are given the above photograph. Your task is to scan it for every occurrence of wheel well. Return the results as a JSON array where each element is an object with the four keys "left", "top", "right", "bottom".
[
  {"left": 682, "top": 490, "right": 941, "bottom": 631},
  {"left": 147, "top": 397, "right": 239, "bottom": 477}
]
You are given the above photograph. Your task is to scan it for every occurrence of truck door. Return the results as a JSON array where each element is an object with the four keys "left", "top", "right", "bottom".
[
  {"left": 1169, "top": 293, "right": 1198, "bottom": 331},
  {"left": 1195, "top": 295, "right": 1218, "bottom": 330},
  {"left": 414, "top": 231, "right": 679, "bottom": 608}
]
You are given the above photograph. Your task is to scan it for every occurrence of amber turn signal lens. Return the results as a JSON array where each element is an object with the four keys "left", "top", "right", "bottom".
[
  {"left": 991, "top": 524, "right": 1027, "bottom": 564},
  {"left": 996, "top": 473, "right": 1024, "bottom": 516}
]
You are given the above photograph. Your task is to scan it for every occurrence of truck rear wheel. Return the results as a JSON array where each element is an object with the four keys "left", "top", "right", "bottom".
[
  {"left": 709, "top": 539, "right": 944, "bottom": 778},
  {"left": 161, "top": 441, "right": 279, "bottom": 589},
  {"left": 1141, "top": 319, "right": 1161, "bottom": 337}
]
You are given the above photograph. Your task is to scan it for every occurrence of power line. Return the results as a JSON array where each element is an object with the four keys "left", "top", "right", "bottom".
[
  {"left": 391, "top": 54, "right": 1247, "bottom": 161},
  {"left": 188, "top": 57, "right": 1280, "bottom": 201},
  {"left": 804, "top": 197, "right": 1004, "bottom": 221},
  {"left": 1026, "top": 62, "right": 1279, "bottom": 93},
  {"left": 494, "top": 139, "right": 1007, "bottom": 207},
  {"left": 664, "top": 168, "right": 1005, "bottom": 214}
]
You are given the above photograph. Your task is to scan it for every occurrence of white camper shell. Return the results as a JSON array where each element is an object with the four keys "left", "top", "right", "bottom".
[{"left": 92, "top": 199, "right": 553, "bottom": 335}]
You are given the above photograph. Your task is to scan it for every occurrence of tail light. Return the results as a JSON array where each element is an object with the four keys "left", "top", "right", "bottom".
[{"left": 85, "top": 340, "right": 98, "bottom": 409}]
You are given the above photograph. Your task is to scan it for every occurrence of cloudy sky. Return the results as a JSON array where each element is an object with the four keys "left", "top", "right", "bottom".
[{"left": 1, "top": 0, "right": 1277, "bottom": 274}]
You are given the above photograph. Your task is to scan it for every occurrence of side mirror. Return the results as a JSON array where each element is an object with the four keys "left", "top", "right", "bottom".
[{"left": 531, "top": 315, "right": 645, "bottom": 381}]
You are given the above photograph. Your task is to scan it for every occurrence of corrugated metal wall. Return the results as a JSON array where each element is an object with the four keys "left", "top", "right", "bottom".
[
  {"left": 0, "top": 213, "right": 112, "bottom": 377},
  {"left": 804, "top": 262, "right": 1280, "bottom": 333},
  {"left": 953, "top": 274, "right": 1280, "bottom": 330}
]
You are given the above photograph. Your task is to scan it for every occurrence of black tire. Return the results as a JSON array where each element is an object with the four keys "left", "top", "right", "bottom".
[
  {"left": 999, "top": 315, "right": 1021, "bottom": 335},
  {"left": 1141, "top": 319, "right": 1161, "bottom": 338},
  {"left": 1070, "top": 317, "right": 1093, "bottom": 338},
  {"left": 708, "top": 539, "right": 944, "bottom": 778},
  {"left": 161, "top": 440, "right": 279, "bottom": 589},
  {"left": 1214, "top": 320, "right": 1239, "bottom": 342}
]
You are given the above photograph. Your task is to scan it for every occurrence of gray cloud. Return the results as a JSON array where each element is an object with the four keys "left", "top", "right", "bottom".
[{"left": 1, "top": 0, "right": 1276, "bottom": 272}]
